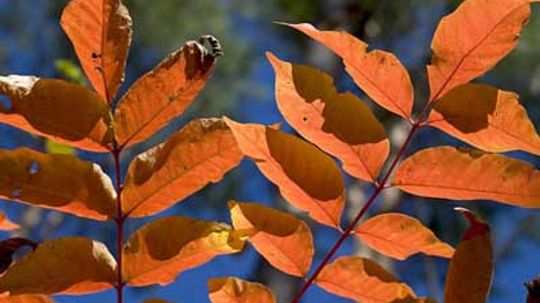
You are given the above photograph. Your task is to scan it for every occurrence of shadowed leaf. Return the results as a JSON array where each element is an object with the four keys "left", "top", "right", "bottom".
[
  {"left": 267, "top": 52, "right": 389, "bottom": 183},
  {"left": 394, "top": 146, "right": 540, "bottom": 208},
  {"left": 0, "top": 238, "right": 36, "bottom": 274},
  {"left": 427, "top": 0, "right": 531, "bottom": 101},
  {"left": 122, "top": 118, "right": 243, "bottom": 217},
  {"left": 229, "top": 200, "right": 313, "bottom": 277},
  {"left": 123, "top": 216, "right": 245, "bottom": 287},
  {"left": 224, "top": 118, "right": 345, "bottom": 229},
  {"left": 208, "top": 277, "right": 276, "bottom": 303},
  {"left": 60, "top": 0, "right": 132, "bottom": 102},
  {"left": 0, "top": 295, "right": 55, "bottom": 303},
  {"left": 142, "top": 299, "right": 170, "bottom": 303}
]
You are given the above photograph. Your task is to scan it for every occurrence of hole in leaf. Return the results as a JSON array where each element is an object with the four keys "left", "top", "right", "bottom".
[
  {"left": 28, "top": 161, "right": 39, "bottom": 174},
  {"left": 0, "top": 95, "right": 12, "bottom": 112}
]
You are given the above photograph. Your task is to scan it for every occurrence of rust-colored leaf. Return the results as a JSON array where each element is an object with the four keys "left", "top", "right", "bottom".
[
  {"left": 224, "top": 118, "right": 345, "bottom": 229},
  {"left": 0, "top": 212, "right": 19, "bottom": 231},
  {"left": 60, "top": 0, "right": 132, "bottom": 102},
  {"left": 393, "top": 146, "right": 540, "bottom": 208},
  {"left": 356, "top": 213, "right": 454, "bottom": 260},
  {"left": 0, "top": 237, "right": 116, "bottom": 295},
  {"left": 122, "top": 118, "right": 243, "bottom": 217},
  {"left": 281, "top": 23, "right": 413, "bottom": 119},
  {"left": 208, "top": 277, "right": 276, "bottom": 303},
  {"left": 0, "top": 148, "right": 116, "bottom": 220},
  {"left": 316, "top": 256, "right": 418, "bottom": 302},
  {"left": 0, "top": 76, "right": 112, "bottom": 152},
  {"left": 0, "top": 238, "right": 37, "bottom": 275},
  {"left": 142, "top": 299, "right": 170, "bottom": 303},
  {"left": 0, "top": 295, "right": 55, "bottom": 303},
  {"left": 114, "top": 40, "right": 218, "bottom": 148},
  {"left": 427, "top": 0, "right": 530, "bottom": 101},
  {"left": 123, "top": 216, "right": 244, "bottom": 287},
  {"left": 445, "top": 208, "right": 493, "bottom": 303},
  {"left": 428, "top": 83, "right": 540, "bottom": 154},
  {"left": 228, "top": 200, "right": 313, "bottom": 277},
  {"left": 267, "top": 52, "right": 389, "bottom": 183}
]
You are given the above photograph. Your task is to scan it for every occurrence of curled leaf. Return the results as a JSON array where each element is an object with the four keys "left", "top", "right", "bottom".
[
  {"left": 229, "top": 200, "right": 313, "bottom": 277},
  {"left": 123, "top": 216, "right": 245, "bottom": 287},
  {"left": 208, "top": 277, "right": 276, "bottom": 303}
]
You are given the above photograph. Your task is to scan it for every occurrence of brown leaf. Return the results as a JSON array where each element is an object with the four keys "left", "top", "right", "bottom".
[
  {"left": 60, "top": 0, "right": 132, "bottom": 102},
  {"left": 0, "top": 237, "right": 116, "bottom": 295},
  {"left": 445, "top": 208, "right": 493, "bottom": 303},
  {"left": 267, "top": 52, "right": 390, "bottom": 183},
  {"left": 142, "top": 299, "right": 170, "bottom": 303},
  {"left": 122, "top": 118, "right": 243, "bottom": 217},
  {"left": 208, "top": 277, "right": 276, "bottom": 303},
  {"left": 355, "top": 213, "right": 454, "bottom": 260},
  {"left": 123, "top": 216, "right": 245, "bottom": 287},
  {"left": 0, "top": 76, "right": 112, "bottom": 152},
  {"left": 393, "top": 146, "right": 540, "bottom": 208},
  {"left": 224, "top": 118, "right": 345, "bottom": 229},
  {"left": 0, "top": 148, "right": 116, "bottom": 220},
  {"left": 427, "top": 0, "right": 530, "bottom": 101},
  {"left": 114, "top": 40, "right": 218, "bottom": 148},
  {"left": 0, "top": 238, "right": 37, "bottom": 275},
  {"left": 0, "top": 295, "right": 55, "bottom": 303},
  {"left": 281, "top": 23, "right": 414, "bottom": 119},
  {"left": 228, "top": 200, "right": 313, "bottom": 277},
  {"left": 316, "top": 256, "right": 417, "bottom": 302},
  {"left": 428, "top": 84, "right": 540, "bottom": 154}
]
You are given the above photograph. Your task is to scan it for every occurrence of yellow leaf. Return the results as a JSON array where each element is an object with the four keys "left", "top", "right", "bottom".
[
  {"left": 428, "top": 84, "right": 540, "bottom": 155},
  {"left": 224, "top": 118, "right": 345, "bottom": 229},
  {"left": 60, "top": 0, "right": 132, "bottom": 102},
  {"left": 281, "top": 23, "right": 414, "bottom": 119},
  {"left": 445, "top": 208, "right": 493, "bottom": 303},
  {"left": 208, "top": 277, "right": 276, "bottom": 303},
  {"left": 0, "top": 212, "right": 18, "bottom": 231},
  {"left": 427, "top": 0, "right": 530, "bottom": 101},
  {"left": 122, "top": 118, "right": 243, "bottom": 217},
  {"left": 267, "top": 52, "right": 389, "bottom": 183},
  {"left": 228, "top": 200, "right": 313, "bottom": 277},
  {"left": 123, "top": 216, "right": 245, "bottom": 287},
  {"left": 114, "top": 40, "right": 218, "bottom": 148},
  {"left": 356, "top": 213, "right": 454, "bottom": 260},
  {"left": 0, "top": 148, "right": 116, "bottom": 220},
  {"left": 0, "top": 237, "right": 116, "bottom": 295},
  {"left": 0, "top": 295, "right": 55, "bottom": 303},
  {"left": 316, "top": 256, "right": 417, "bottom": 302},
  {"left": 393, "top": 146, "right": 540, "bottom": 208},
  {"left": 0, "top": 76, "right": 112, "bottom": 152}
]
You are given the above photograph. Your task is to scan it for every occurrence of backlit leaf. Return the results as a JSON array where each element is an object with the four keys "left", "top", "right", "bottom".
[
  {"left": 267, "top": 52, "right": 389, "bottom": 183},
  {"left": 393, "top": 146, "right": 540, "bottom": 208},
  {"left": 224, "top": 118, "right": 345, "bottom": 229},
  {"left": 114, "top": 40, "right": 218, "bottom": 148},
  {"left": 427, "top": 0, "right": 530, "bottom": 101},
  {"left": 0, "top": 295, "right": 55, "bottom": 303},
  {"left": 122, "top": 118, "right": 243, "bottom": 217},
  {"left": 355, "top": 213, "right": 454, "bottom": 260},
  {"left": 445, "top": 208, "right": 493, "bottom": 303},
  {"left": 228, "top": 200, "right": 313, "bottom": 277},
  {"left": 0, "top": 148, "right": 116, "bottom": 220},
  {"left": 0, "top": 76, "right": 112, "bottom": 152},
  {"left": 0, "top": 212, "right": 19, "bottom": 231},
  {"left": 281, "top": 23, "right": 413, "bottom": 119},
  {"left": 60, "top": 0, "right": 132, "bottom": 102},
  {"left": 428, "top": 84, "right": 540, "bottom": 154},
  {"left": 0, "top": 237, "right": 116, "bottom": 295},
  {"left": 123, "top": 216, "right": 245, "bottom": 287},
  {"left": 316, "top": 256, "right": 417, "bottom": 302},
  {"left": 208, "top": 277, "right": 276, "bottom": 303}
]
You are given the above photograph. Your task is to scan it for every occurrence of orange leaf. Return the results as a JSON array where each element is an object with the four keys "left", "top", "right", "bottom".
[
  {"left": 224, "top": 118, "right": 345, "bottom": 229},
  {"left": 428, "top": 84, "right": 540, "bottom": 154},
  {"left": 114, "top": 40, "right": 218, "bottom": 148},
  {"left": 0, "top": 295, "right": 55, "bottom": 303},
  {"left": 0, "top": 212, "right": 18, "bottom": 231},
  {"left": 445, "top": 208, "right": 493, "bottom": 303},
  {"left": 123, "top": 216, "right": 244, "bottom": 287},
  {"left": 393, "top": 146, "right": 540, "bottom": 208},
  {"left": 208, "top": 277, "right": 276, "bottom": 303},
  {"left": 0, "top": 237, "right": 116, "bottom": 295},
  {"left": 60, "top": 0, "right": 132, "bottom": 102},
  {"left": 316, "top": 256, "right": 417, "bottom": 302},
  {"left": 122, "top": 118, "right": 243, "bottom": 217},
  {"left": 427, "top": 0, "right": 530, "bottom": 101},
  {"left": 0, "top": 76, "right": 112, "bottom": 152},
  {"left": 267, "top": 52, "right": 389, "bottom": 183},
  {"left": 355, "top": 213, "right": 454, "bottom": 260},
  {"left": 228, "top": 200, "right": 313, "bottom": 277},
  {"left": 281, "top": 23, "right": 413, "bottom": 119},
  {"left": 0, "top": 148, "right": 116, "bottom": 220}
]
